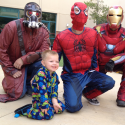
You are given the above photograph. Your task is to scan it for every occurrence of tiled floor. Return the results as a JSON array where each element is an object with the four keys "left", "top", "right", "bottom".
[{"left": 0, "top": 67, "right": 125, "bottom": 125}]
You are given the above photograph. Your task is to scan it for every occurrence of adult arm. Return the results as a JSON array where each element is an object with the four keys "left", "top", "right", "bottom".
[
  {"left": 105, "top": 53, "right": 125, "bottom": 72},
  {"left": 21, "top": 30, "right": 50, "bottom": 65},
  {"left": 0, "top": 23, "right": 19, "bottom": 76}
]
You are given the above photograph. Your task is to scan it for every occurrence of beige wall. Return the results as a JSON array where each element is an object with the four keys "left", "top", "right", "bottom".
[
  {"left": 41, "top": 0, "right": 93, "bottom": 31},
  {"left": 0, "top": 0, "right": 94, "bottom": 32},
  {"left": 104, "top": 0, "right": 125, "bottom": 28},
  {"left": 54, "top": 0, "right": 95, "bottom": 31},
  {"left": 0, "top": 0, "right": 40, "bottom": 9},
  {"left": 1, "top": 0, "right": 125, "bottom": 32}
]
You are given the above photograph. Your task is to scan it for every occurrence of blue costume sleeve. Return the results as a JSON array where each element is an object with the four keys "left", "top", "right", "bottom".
[
  {"left": 32, "top": 70, "right": 49, "bottom": 109},
  {"left": 51, "top": 74, "right": 59, "bottom": 99},
  {"left": 91, "top": 48, "right": 98, "bottom": 69}
]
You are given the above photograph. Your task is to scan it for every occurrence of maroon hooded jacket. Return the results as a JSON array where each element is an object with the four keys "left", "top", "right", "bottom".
[{"left": 0, "top": 18, "right": 50, "bottom": 102}]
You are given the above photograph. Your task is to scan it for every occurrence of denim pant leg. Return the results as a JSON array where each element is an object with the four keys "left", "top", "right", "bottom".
[
  {"left": 20, "top": 61, "right": 42, "bottom": 97},
  {"left": 27, "top": 61, "right": 42, "bottom": 95},
  {"left": 83, "top": 71, "right": 115, "bottom": 99},
  {"left": 19, "top": 67, "right": 28, "bottom": 98},
  {"left": 61, "top": 72, "right": 91, "bottom": 113}
]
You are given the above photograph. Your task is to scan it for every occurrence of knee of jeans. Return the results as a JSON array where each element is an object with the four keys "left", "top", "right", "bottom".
[
  {"left": 34, "top": 64, "right": 42, "bottom": 68},
  {"left": 66, "top": 102, "right": 82, "bottom": 113},
  {"left": 106, "top": 77, "right": 115, "bottom": 90}
]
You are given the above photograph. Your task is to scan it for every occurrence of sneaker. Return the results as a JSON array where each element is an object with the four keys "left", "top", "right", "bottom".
[
  {"left": 116, "top": 99, "right": 125, "bottom": 107},
  {"left": 83, "top": 95, "right": 100, "bottom": 106}
]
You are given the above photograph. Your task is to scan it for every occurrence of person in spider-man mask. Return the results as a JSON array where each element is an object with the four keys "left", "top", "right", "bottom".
[
  {"left": 94, "top": 6, "right": 125, "bottom": 107},
  {"left": 53, "top": 2, "right": 115, "bottom": 113},
  {"left": 0, "top": 2, "right": 50, "bottom": 102}
]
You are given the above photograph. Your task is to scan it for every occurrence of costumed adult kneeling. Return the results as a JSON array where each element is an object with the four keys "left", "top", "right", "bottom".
[
  {"left": 53, "top": 2, "right": 115, "bottom": 113},
  {"left": 0, "top": 2, "right": 50, "bottom": 102},
  {"left": 94, "top": 6, "right": 125, "bottom": 107}
]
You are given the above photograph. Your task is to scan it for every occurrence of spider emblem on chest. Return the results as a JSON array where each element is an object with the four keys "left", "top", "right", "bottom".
[{"left": 73, "top": 39, "right": 86, "bottom": 52}]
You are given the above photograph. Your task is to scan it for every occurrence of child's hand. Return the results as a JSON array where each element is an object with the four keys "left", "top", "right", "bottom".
[
  {"left": 41, "top": 108, "right": 49, "bottom": 115},
  {"left": 53, "top": 103, "right": 62, "bottom": 113},
  {"left": 52, "top": 98, "right": 62, "bottom": 113}
]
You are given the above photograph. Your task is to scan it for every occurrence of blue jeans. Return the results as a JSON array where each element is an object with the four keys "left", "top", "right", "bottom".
[
  {"left": 61, "top": 71, "right": 115, "bottom": 112},
  {"left": 20, "top": 61, "right": 42, "bottom": 98}
]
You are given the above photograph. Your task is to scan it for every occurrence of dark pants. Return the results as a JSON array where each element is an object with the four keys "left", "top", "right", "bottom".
[
  {"left": 100, "top": 63, "right": 125, "bottom": 101},
  {"left": 20, "top": 61, "right": 42, "bottom": 98},
  {"left": 61, "top": 71, "right": 115, "bottom": 113}
]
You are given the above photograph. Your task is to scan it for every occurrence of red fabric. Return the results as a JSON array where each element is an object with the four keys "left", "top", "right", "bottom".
[
  {"left": 107, "top": 24, "right": 119, "bottom": 34},
  {"left": 99, "top": 60, "right": 125, "bottom": 101},
  {"left": 94, "top": 23, "right": 125, "bottom": 66},
  {"left": 117, "top": 81, "right": 125, "bottom": 101},
  {"left": 94, "top": 23, "right": 125, "bottom": 101},
  {"left": 0, "top": 68, "right": 25, "bottom": 102},
  {"left": 0, "top": 18, "right": 50, "bottom": 102},
  {"left": 84, "top": 89, "right": 102, "bottom": 99},
  {"left": 53, "top": 28, "right": 98, "bottom": 75},
  {"left": 70, "top": 2, "right": 88, "bottom": 31}
]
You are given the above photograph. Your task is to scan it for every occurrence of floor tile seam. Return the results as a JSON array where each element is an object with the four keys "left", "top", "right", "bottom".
[
  {"left": 0, "top": 112, "right": 13, "bottom": 119},
  {"left": 84, "top": 105, "right": 124, "bottom": 112}
]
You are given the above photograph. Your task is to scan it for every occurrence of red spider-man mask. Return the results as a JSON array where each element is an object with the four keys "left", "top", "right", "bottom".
[{"left": 70, "top": 2, "right": 88, "bottom": 31}]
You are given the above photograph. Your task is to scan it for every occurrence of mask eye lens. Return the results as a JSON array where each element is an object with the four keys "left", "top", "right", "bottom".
[
  {"left": 36, "top": 12, "right": 40, "bottom": 17},
  {"left": 117, "top": 15, "right": 121, "bottom": 17},
  {"left": 74, "top": 6, "right": 80, "bottom": 15},
  {"left": 84, "top": 8, "right": 88, "bottom": 16},
  {"left": 28, "top": 11, "right": 32, "bottom": 16},
  {"left": 109, "top": 14, "right": 113, "bottom": 16}
]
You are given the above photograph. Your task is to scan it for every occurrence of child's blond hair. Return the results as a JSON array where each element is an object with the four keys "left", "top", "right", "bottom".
[{"left": 41, "top": 50, "right": 58, "bottom": 60}]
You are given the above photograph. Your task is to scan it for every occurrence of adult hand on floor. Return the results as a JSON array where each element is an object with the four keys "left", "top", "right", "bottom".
[{"left": 105, "top": 60, "right": 114, "bottom": 72}]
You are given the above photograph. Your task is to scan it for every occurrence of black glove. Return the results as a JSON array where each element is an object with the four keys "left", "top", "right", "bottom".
[{"left": 105, "top": 60, "right": 115, "bottom": 71}]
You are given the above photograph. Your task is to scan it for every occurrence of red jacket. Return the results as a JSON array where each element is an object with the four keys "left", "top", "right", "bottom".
[{"left": 0, "top": 18, "right": 50, "bottom": 102}]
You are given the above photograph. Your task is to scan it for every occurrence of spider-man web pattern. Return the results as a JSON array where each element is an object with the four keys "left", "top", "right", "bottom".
[
  {"left": 70, "top": 2, "right": 88, "bottom": 31},
  {"left": 53, "top": 27, "right": 98, "bottom": 75},
  {"left": 53, "top": 27, "right": 115, "bottom": 112},
  {"left": 52, "top": 2, "right": 115, "bottom": 112}
]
